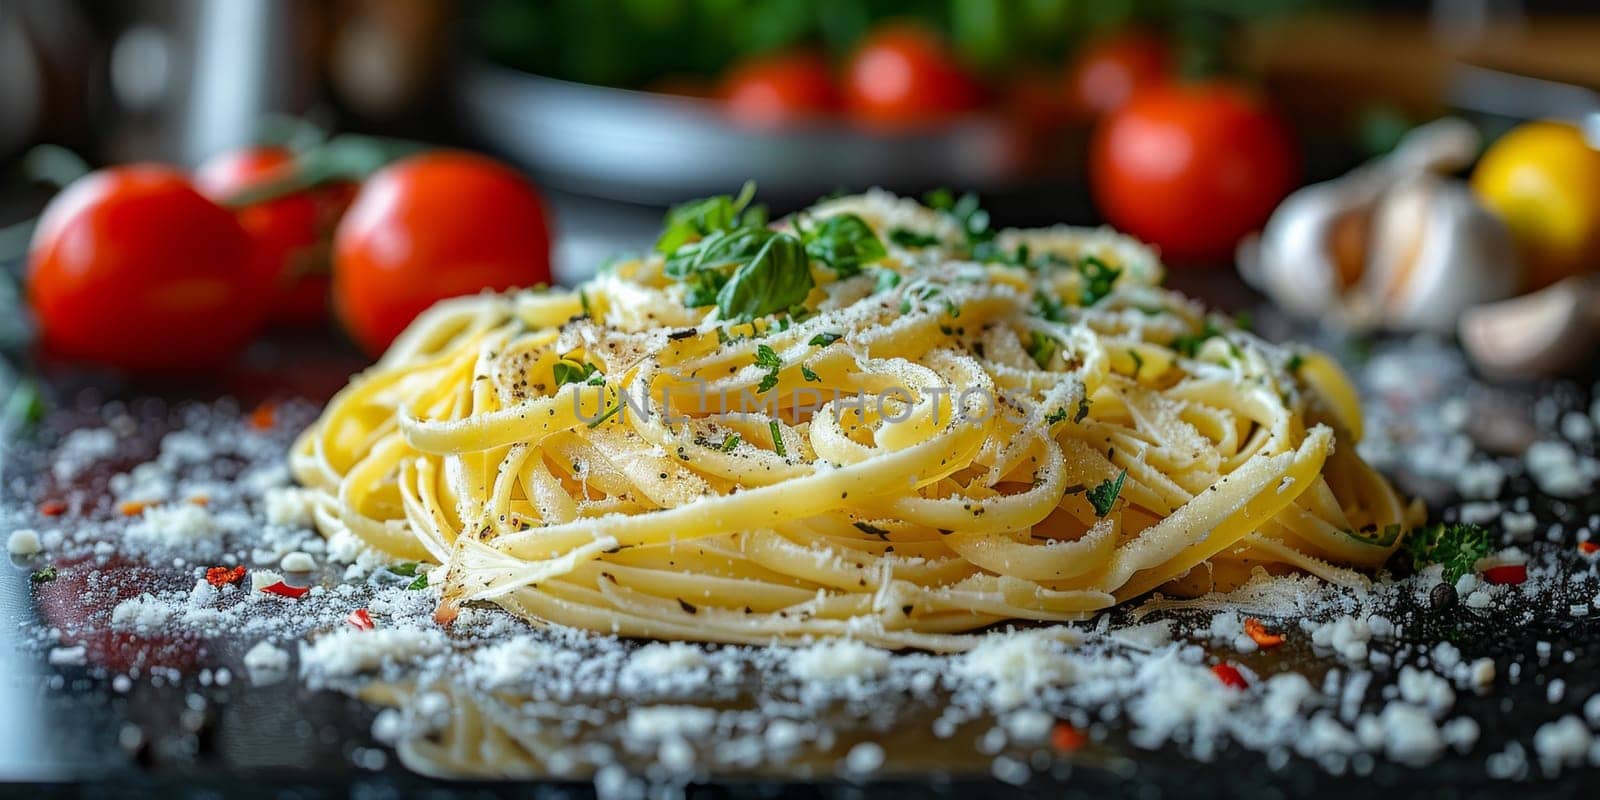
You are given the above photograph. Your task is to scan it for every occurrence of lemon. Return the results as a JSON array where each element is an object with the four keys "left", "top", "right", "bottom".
[{"left": 1472, "top": 120, "right": 1600, "bottom": 289}]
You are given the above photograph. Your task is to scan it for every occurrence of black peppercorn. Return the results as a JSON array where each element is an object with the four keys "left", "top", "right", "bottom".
[{"left": 1431, "top": 582, "right": 1458, "bottom": 610}]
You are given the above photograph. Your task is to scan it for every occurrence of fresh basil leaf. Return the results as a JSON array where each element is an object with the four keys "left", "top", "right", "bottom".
[
  {"left": 664, "top": 226, "right": 773, "bottom": 279},
  {"left": 682, "top": 270, "right": 728, "bottom": 309},
  {"left": 553, "top": 359, "right": 601, "bottom": 387},
  {"left": 655, "top": 181, "right": 758, "bottom": 254},
  {"left": 716, "top": 233, "right": 814, "bottom": 322}
]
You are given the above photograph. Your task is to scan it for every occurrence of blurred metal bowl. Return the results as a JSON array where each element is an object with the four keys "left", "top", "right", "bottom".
[{"left": 457, "top": 61, "right": 1055, "bottom": 207}]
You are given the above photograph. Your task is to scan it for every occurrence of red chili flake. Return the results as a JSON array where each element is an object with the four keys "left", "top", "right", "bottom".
[
  {"left": 39, "top": 500, "right": 67, "bottom": 517},
  {"left": 1579, "top": 542, "right": 1599, "bottom": 556},
  {"left": 1211, "top": 663, "right": 1249, "bottom": 689},
  {"left": 260, "top": 581, "right": 310, "bottom": 599},
  {"left": 346, "top": 609, "right": 375, "bottom": 630},
  {"left": 249, "top": 402, "right": 277, "bottom": 431},
  {"left": 1482, "top": 564, "right": 1527, "bottom": 585},
  {"left": 188, "top": 496, "right": 210, "bottom": 507},
  {"left": 433, "top": 598, "right": 460, "bottom": 627},
  {"left": 118, "top": 500, "right": 149, "bottom": 516},
  {"left": 1244, "top": 618, "right": 1285, "bottom": 649},
  {"left": 205, "top": 566, "right": 247, "bottom": 587},
  {"left": 1051, "top": 722, "right": 1087, "bottom": 752}
]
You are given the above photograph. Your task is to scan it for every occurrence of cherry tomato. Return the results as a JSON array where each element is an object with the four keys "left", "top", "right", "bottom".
[
  {"left": 720, "top": 50, "right": 839, "bottom": 128},
  {"left": 1090, "top": 82, "right": 1298, "bottom": 264},
  {"left": 844, "top": 23, "right": 984, "bottom": 127},
  {"left": 1064, "top": 30, "right": 1171, "bottom": 117},
  {"left": 332, "top": 151, "right": 553, "bottom": 356},
  {"left": 26, "top": 165, "right": 268, "bottom": 372},
  {"left": 195, "top": 146, "right": 353, "bottom": 327}
]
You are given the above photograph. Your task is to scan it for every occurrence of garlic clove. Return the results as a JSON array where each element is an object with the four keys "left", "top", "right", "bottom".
[
  {"left": 1459, "top": 275, "right": 1600, "bottom": 377},
  {"left": 1239, "top": 117, "right": 1504, "bottom": 333},
  {"left": 1362, "top": 175, "right": 1521, "bottom": 333},
  {"left": 1240, "top": 180, "right": 1357, "bottom": 318}
]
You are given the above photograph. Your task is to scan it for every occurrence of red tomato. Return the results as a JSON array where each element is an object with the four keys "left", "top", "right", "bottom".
[
  {"left": 844, "top": 24, "right": 984, "bottom": 127},
  {"left": 332, "top": 151, "right": 553, "bottom": 356},
  {"left": 195, "top": 146, "right": 353, "bottom": 327},
  {"left": 26, "top": 165, "right": 268, "bottom": 372},
  {"left": 720, "top": 50, "right": 839, "bottom": 127},
  {"left": 1090, "top": 82, "right": 1298, "bottom": 264},
  {"left": 1064, "top": 31, "right": 1171, "bottom": 117}
]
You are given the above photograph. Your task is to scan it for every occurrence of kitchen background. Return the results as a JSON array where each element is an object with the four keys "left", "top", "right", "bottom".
[{"left": 1, "top": 0, "right": 1598, "bottom": 391}]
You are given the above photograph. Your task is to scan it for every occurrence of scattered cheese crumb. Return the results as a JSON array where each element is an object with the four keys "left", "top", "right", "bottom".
[
  {"left": 280, "top": 551, "right": 316, "bottom": 572},
  {"left": 6, "top": 529, "right": 42, "bottom": 556}
]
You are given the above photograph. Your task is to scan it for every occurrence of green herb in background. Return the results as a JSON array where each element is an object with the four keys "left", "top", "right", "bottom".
[
  {"left": 30, "top": 566, "right": 57, "bottom": 583},
  {"left": 473, "top": 0, "right": 1317, "bottom": 92},
  {"left": 1402, "top": 523, "right": 1490, "bottom": 584}
]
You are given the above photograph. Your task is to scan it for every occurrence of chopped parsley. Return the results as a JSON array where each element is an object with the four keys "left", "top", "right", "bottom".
[
  {"left": 754, "top": 344, "right": 782, "bottom": 392},
  {"left": 720, "top": 433, "right": 741, "bottom": 452},
  {"left": 769, "top": 420, "right": 786, "bottom": 457},
  {"left": 407, "top": 573, "right": 429, "bottom": 590},
  {"left": 30, "top": 565, "right": 56, "bottom": 583},
  {"left": 1027, "top": 331, "right": 1058, "bottom": 369},
  {"left": 1044, "top": 407, "right": 1068, "bottom": 425},
  {"left": 1077, "top": 256, "right": 1122, "bottom": 306},
  {"left": 578, "top": 289, "right": 592, "bottom": 317},
  {"left": 890, "top": 228, "right": 941, "bottom": 248},
  {"left": 1172, "top": 320, "right": 1223, "bottom": 358},
  {"left": 388, "top": 562, "right": 421, "bottom": 577},
  {"left": 1074, "top": 397, "right": 1091, "bottom": 424},
  {"left": 800, "top": 213, "right": 886, "bottom": 278},
  {"left": 801, "top": 364, "right": 821, "bottom": 382},
  {"left": 1034, "top": 291, "right": 1065, "bottom": 323},
  {"left": 871, "top": 268, "right": 902, "bottom": 294},
  {"left": 1128, "top": 349, "right": 1144, "bottom": 377},
  {"left": 1285, "top": 352, "right": 1305, "bottom": 374},
  {"left": 587, "top": 398, "right": 623, "bottom": 429},
  {"left": 1086, "top": 469, "right": 1128, "bottom": 517},
  {"left": 809, "top": 332, "right": 843, "bottom": 347},
  {"left": 1402, "top": 523, "right": 1490, "bottom": 583}
]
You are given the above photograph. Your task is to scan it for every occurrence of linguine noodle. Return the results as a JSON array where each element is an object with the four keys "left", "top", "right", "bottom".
[{"left": 290, "top": 190, "right": 1420, "bottom": 651}]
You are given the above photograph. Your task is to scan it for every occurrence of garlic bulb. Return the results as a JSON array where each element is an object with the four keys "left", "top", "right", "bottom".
[
  {"left": 1239, "top": 118, "right": 1521, "bottom": 333},
  {"left": 1459, "top": 275, "right": 1600, "bottom": 377}
]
